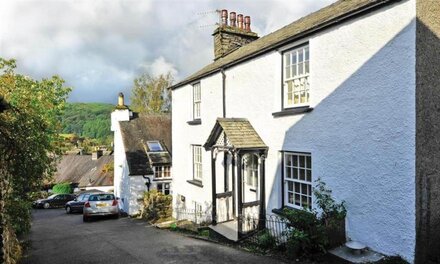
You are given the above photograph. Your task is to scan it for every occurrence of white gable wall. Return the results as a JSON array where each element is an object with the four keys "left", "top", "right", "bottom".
[{"left": 172, "top": 0, "right": 416, "bottom": 262}]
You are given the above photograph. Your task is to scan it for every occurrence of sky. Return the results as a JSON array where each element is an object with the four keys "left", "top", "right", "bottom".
[{"left": 0, "top": 0, "right": 336, "bottom": 104}]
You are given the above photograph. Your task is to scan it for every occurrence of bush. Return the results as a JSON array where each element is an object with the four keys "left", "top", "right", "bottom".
[
  {"left": 280, "top": 178, "right": 346, "bottom": 259},
  {"left": 141, "top": 190, "right": 172, "bottom": 223},
  {"left": 256, "top": 230, "right": 277, "bottom": 251},
  {"left": 5, "top": 199, "right": 32, "bottom": 236},
  {"left": 52, "top": 183, "right": 72, "bottom": 194}
]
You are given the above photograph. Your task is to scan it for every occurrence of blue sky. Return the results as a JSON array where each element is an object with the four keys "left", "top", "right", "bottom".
[{"left": 0, "top": 0, "right": 336, "bottom": 104}]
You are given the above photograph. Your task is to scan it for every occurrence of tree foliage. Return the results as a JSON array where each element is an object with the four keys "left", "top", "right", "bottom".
[
  {"left": 0, "top": 58, "right": 70, "bottom": 263},
  {"left": 130, "top": 72, "right": 173, "bottom": 114},
  {"left": 52, "top": 183, "right": 73, "bottom": 194},
  {"left": 60, "top": 103, "right": 113, "bottom": 145}
]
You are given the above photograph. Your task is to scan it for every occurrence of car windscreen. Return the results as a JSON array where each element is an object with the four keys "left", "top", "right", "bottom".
[
  {"left": 47, "top": 194, "right": 58, "bottom": 199},
  {"left": 89, "top": 194, "right": 115, "bottom": 201}
]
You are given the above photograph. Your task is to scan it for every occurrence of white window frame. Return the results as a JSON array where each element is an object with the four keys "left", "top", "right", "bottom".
[
  {"left": 154, "top": 166, "right": 171, "bottom": 178},
  {"left": 284, "top": 152, "right": 312, "bottom": 210},
  {"left": 192, "top": 145, "right": 203, "bottom": 182},
  {"left": 283, "top": 44, "right": 310, "bottom": 108},
  {"left": 192, "top": 82, "right": 201, "bottom": 120}
]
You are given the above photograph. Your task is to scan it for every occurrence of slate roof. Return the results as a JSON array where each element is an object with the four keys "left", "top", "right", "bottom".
[
  {"left": 170, "top": 0, "right": 398, "bottom": 89},
  {"left": 54, "top": 155, "right": 114, "bottom": 187},
  {"left": 119, "top": 115, "right": 172, "bottom": 176},
  {"left": 204, "top": 118, "right": 267, "bottom": 150}
]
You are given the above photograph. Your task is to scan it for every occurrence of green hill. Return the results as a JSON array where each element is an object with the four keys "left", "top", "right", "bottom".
[{"left": 61, "top": 103, "right": 114, "bottom": 144}]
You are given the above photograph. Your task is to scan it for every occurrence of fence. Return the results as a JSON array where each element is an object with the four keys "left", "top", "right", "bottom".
[
  {"left": 239, "top": 213, "right": 290, "bottom": 245},
  {"left": 173, "top": 207, "right": 212, "bottom": 225},
  {"left": 174, "top": 206, "right": 290, "bottom": 245}
]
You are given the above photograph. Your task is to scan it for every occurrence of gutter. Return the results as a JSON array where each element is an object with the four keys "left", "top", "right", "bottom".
[{"left": 169, "top": 0, "right": 400, "bottom": 90}]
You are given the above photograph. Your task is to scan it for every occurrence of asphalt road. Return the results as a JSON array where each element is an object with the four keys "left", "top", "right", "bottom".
[{"left": 22, "top": 209, "right": 286, "bottom": 264}]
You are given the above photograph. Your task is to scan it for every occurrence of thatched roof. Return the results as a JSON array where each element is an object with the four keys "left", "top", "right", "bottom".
[
  {"left": 54, "top": 155, "right": 114, "bottom": 187},
  {"left": 170, "top": 0, "right": 398, "bottom": 89},
  {"left": 119, "top": 115, "right": 172, "bottom": 175}
]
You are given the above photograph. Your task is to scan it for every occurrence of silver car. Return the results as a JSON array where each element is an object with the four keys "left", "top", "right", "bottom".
[{"left": 83, "top": 193, "right": 119, "bottom": 222}]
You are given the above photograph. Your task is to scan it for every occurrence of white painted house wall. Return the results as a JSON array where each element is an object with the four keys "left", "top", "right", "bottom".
[{"left": 172, "top": 0, "right": 416, "bottom": 262}]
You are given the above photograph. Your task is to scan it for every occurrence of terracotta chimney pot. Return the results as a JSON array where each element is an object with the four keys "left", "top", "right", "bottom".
[
  {"left": 237, "top": 14, "right": 244, "bottom": 29},
  {"left": 221, "top": 9, "right": 228, "bottom": 26},
  {"left": 118, "top": 92, "right": 124, "bottom": 106},
  {"left": 230, "top": 12, "right": 236, "bottom": 27},
  {"left": 244, "top": 16, "right": 251, "bottom": 32}
]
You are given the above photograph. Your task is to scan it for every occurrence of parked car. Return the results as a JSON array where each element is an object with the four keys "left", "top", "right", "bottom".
[
  {"left": 83, "top": 193, "right": 119, "bottom": 222},
  {"left": 65, "top": 193, "right": 93, "bottom": 214},
  {"left": 33, "top": 194, "right": 76, "bottom": 209}
]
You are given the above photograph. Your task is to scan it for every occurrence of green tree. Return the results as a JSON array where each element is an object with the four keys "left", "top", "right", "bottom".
[
  {"left": 130, "top": 72, "right": 173, "bottom": 114},
  {"left": 0, "top": 58, "right": 70, "bottom": 263}
]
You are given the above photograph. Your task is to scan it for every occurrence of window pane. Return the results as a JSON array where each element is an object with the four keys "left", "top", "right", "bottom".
[
  {"left": 295, "top": 194, "right": 300, "bottom": 206},
  {"left": 299, "top": 169, "right": 305, "bottom": 181},
  {"left": 285, "top": 53, "right": 290, "bottom": 66},
  {"left": 292, "top": 64, "right": 297, "bottom": 76},
  {"left": 305, "top": 61, "right": 309, "bottom": 74},
  {"left": 285, "top": 66, "right": 291, "bottom": 79},
  {"left": 293, "top": 155, "right": 298, "bottom": 166},
  {"left": 301, "top": 183, "right": 308, "bottom": 195},
  {"left": 286, "top": 167, "right": 292, "bottom": 179},
  {"left": 292, "top": 52, "right": 297, "bottom": 64},
  {"left": 295, "top": 182, "right": 300, "bottom": 193},
  {"left": 298, "top": 62, "right": 304, "bottom": 75},
  {"left": 288, "top": 193, "right": 294, "bottom": 204},
  {"left": 293, "top": 168, "right": 298, "bottom": 179},
  {"left": 306, "top": 156, "right": 311, "bottom": 169},
  {"left": 306, "top": 170, "right": 312, "bottom": 182},
  {"left": 299, "top": 156, "right": 305, "bottom": 167},
  {"left": 298, "top": 49, "right": 303, "bottom": 62},
  {"left": 286, "top": 154, "right": 292, "bottom": 166},
  {"left": 305, "top": 47, "right": 309, "bottom": 60}
]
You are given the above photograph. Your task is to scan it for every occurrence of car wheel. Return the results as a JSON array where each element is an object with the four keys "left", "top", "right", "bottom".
[
  {"left": 83, "top": 215, "right": 89, "bottom": 222},
  {"left": 66, "top": 206, "right": 71, "bottom": 214},
  {"left": 43, "top": 202, "right": 50, "bottom": 209}
]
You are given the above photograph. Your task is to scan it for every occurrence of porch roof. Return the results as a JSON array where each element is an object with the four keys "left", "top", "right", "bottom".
[{"left": 204, "top": 118, "right": 267, "bottom": 150}]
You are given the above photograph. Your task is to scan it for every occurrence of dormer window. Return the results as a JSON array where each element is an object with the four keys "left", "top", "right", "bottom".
[
  {"left": 283, "top": 44, "right": 310, "bottom": 108},
  {"left": 147, "top": 141, "right": 163, "bottom": 152}
]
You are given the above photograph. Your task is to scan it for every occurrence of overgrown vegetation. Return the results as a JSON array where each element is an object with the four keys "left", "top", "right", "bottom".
[
  {"left": 52, "top": 182, "right": 73, "bottom": 194},
  {"left": 0, "top": 58, "right": 70, "bottom": 263},
  {"left": 140, "top": 190, "right": 172, "bottom": 223},
  {"left": 60, "top": 102, "right": 114, "bottom": 146},
  {"left": 280, "top": 179, "right": 346, "bottom": 260}
]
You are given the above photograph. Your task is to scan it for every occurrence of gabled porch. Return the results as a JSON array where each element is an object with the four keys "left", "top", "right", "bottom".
[{"left": 204, "top": 118, "right": 268, "bottom": 241}]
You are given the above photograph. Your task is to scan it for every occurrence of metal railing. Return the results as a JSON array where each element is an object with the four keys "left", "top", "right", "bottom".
[{"left": 173, "top": 208, "right": 212, "bottom": 225}]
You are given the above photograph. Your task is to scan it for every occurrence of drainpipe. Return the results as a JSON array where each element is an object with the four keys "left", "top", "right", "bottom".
[{"left": 221, "top": 69, "right": 226, "bottom": 118}]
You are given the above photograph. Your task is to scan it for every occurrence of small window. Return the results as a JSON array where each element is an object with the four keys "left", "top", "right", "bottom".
[
  {"left": 157, "top": 183, "right": 171, "bottom": 195},
  {"left": 284, "top": 152, "right": 312, "bottom": 209},
  {"left": 243, "top": 154, "right": 258, "bottom": 188},
  {"left": 192, "top": 145, "right": 203, "bottom": 182},
  {"left": 154, "top": 166, "right": 171, "bottom": 178},
  {"left": 147, "top": 141, "right": 163, "bottom": 152},
  {"left": 283, "top": 45, "right": 310, "bottom": 108},
  {"left": 192, "top": 83, "right": 201, "bottom": 120}
]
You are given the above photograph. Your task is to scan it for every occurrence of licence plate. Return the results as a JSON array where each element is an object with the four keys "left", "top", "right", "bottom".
[{"left": 96, "top": 203, "right": 107, "bottom": 208}]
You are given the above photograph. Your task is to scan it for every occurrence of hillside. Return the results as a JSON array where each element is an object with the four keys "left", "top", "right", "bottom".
[{"left": 61, "top": 103, "right": 114, "bottom": 144}]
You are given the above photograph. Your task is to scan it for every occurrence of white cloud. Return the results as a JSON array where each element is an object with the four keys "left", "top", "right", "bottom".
[{"left": 0, "top": 0, "right": 336, "bottom": 103}]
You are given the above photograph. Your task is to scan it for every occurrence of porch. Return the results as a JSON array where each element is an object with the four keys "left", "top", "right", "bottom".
[{"left": 204, "top": 118, "right": 268, "bottom": 241}]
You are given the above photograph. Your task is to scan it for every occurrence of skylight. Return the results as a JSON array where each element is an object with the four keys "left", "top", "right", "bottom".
[{"left": 147, "top": 141, "right": 163, "bottom": 152}]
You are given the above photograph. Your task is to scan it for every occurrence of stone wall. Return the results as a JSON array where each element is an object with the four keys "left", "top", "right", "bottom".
[{"left": 213, "top": 26, "right": 258, "bottom": 60}]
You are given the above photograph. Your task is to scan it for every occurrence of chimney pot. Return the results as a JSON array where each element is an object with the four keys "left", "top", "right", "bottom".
[
  {"left": 237, "top": 14, "right": 244, "bottom": 29},
  {"left": 244, "top": 16, "right": 251, "bottom": 32},
  {"left": 118, "top": 92, "right": 124, "bottom": 106},
  {"left": 221, "top": 9, "right": 228, "bottom": 26},
  {"left": 230, "top": 12, "right": 236, "bottom": 27}
]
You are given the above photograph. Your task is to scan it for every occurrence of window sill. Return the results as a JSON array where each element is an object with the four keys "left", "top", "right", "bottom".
[
  {"left": 272, "top": 106, "right": 313, "bottom": 118},
  {"left": 187, "top": 119, "right": 201, "bottom": 125},
  {"left": 153, "top": 177, "right": 172, "bottom": 182},
  {"left": 187, "top": 179, "right": 203, "bottom": 188}
]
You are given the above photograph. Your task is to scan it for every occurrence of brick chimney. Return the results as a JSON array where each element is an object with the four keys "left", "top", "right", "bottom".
[{"left": 213, "top": 10, "right": 259, "bottom": 61}]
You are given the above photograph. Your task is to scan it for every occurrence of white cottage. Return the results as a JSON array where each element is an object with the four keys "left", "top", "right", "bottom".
[
  {"left": 170, "top": 0, "right": 440, "bottom": 263},
  {"left": 111, "top": 93, "right": 172, "bottom": 215}
]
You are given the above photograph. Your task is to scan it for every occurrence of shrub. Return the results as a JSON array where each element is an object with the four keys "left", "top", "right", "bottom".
[
  {"left": 52, "top": 182, "right": 72, "bottom": 194},
  {"left": 280, "top": 178, "right": 346, "bottom": 259},
  {"left": 141, "top": 190, "right": 172, "bottom": 223},
  {"left": 256, "top": 230, "right": 277, "bottom": 251}
]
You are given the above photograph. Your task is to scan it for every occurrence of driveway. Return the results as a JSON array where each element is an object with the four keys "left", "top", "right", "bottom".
[{"left": 22, "top": 209, "right": 286, "bottom": 264}]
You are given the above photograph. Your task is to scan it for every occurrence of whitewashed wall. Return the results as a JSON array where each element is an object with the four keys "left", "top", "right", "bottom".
[{"left": 172, "top": 0, "right": 416, "bottom": 262}]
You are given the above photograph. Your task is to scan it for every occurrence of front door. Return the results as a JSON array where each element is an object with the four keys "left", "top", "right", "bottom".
[{"left": 242, "top": 154, "right": 259, "bottom": 203}]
